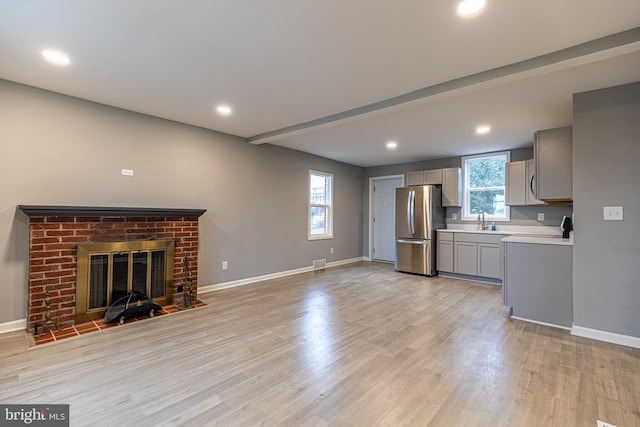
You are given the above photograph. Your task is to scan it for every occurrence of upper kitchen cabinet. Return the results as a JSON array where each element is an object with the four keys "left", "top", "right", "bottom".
[
  {"left": 424, "top": 169, "right": 443, "bottom": 185},
  {"left": 405, "top": 167, "right": 460, "bottom": 206},
  {"left": 505, "top": 159, "right": 544, "bottom": 206},
  {"left": 405, "top": 169, "right": 443, "bottom": 186},
  {"left": 525, "top": 159, "right": 544, "bottom": 205},
  {"left": 406, "top": 171, "right": 425, "bottom": 186},
  {"left": 534, "top": 126, "right": 573, "bottom": 202},
  {"left": 442, "top": 167, "right": 462, "bottom": 207},
  {"left": 505, "top": 161, "right": 526, "bottom": 206}
]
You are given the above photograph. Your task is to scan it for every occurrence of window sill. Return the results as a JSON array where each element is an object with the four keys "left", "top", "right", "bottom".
[
  {"left": 461, "top": 218, "right": 510, "bottom": 223},
  {"left": 308, "top": 235, "right": 333, "bottom": 241}
]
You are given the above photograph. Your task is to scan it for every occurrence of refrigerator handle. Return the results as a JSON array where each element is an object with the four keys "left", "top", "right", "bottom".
[
  {"left": 409, "top": 190, "right": 415, "bottom": 235},
  {"left": 406, "top": 190, "right": 412, "bottom": 235}
]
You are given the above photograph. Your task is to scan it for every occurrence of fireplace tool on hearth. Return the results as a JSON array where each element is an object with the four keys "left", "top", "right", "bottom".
[
  {"left": 179, "top": 255, "right": 195, "bottom": 310},
  {"left": 35, "top": 290, "right": 59, "bottom": 337}
]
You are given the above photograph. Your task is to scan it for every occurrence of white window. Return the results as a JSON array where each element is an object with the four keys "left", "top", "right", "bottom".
[
  {"left": 462, "top": 152, "right": 510, "bottom": 221},
  {"left": 309, "top": 170, "right": 333, "bottom": 239}
]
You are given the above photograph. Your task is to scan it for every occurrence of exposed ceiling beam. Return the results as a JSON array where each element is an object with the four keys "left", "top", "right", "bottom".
[{"left": 248, "top": 27, "right": 640, "bottom": 145}]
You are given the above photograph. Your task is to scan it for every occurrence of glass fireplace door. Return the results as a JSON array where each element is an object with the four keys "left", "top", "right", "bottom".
[{"left": 76, "top": 240, "right": 175, "bottom": 323}]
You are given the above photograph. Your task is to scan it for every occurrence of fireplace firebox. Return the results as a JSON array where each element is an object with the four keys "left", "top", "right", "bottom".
[{"left": 75, "top": 240, "right": 175, "bottom": 323}]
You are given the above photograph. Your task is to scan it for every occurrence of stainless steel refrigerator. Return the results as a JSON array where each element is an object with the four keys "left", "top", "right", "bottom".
[{"left": 395, "top": 185, "right": 445, "bottom": 276}]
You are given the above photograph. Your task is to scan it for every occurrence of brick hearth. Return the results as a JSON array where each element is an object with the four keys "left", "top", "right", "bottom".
[{"left": 19, "top": 206, "right": 206, "bottom": 333}]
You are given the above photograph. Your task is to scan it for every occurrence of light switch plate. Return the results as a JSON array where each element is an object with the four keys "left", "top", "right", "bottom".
[
  {"left": 452, "top": 213, "right": 457, "bottom": 220},
  {"left": 603, "top": 206, "right": 623, "bottom": 221},
  {"left": 121, "top": 169, "right": 134, "bottom": 176}
]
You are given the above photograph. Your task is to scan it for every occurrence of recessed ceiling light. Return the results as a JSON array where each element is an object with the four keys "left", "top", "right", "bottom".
[
  {"left": 476, "top": 125, "right": 491, "bottom": 135},
  {"left": 386, "top": 141, "right": 398, "bottom": 149},
  {"left": 216, "top": 105, "right": 232, "bottom": 115},
  {"left": 42, "top": 49, "right": 71, "bottom": 66},
  {"left": 457, "top": 0, "right": 486, "bottom": 17}
]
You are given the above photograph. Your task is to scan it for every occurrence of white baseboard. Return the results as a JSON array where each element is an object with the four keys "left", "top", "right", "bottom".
[
  {"left": 199, "top": 257, "right": 366, "bottom": 293},
  {"left": 571, "top": 324, "right": 640, "bottom": 349},
  {"left": 511, "top": 316, "right": 571, "bottom": 331},
  {"left": 0, "top": 318, "right": 27, "bottom": 334}
]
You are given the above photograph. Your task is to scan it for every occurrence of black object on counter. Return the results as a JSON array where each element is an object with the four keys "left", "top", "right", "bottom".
[{"left": 561, "top": 215, "right": 572, "bottom": 239}]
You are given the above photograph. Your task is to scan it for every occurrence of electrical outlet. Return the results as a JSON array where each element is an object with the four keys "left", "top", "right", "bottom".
[
  {"left": 330, "top": 248, "right": 334, "bottom": 254},
  {"left": 222, "top": 261, "right": 228, "bottom": 270},
  {"left": 597, "top": 420, "right": 618, "bottom": 427},
  {"left": 537, "top": 213, "right": 544, "bottom": 221},
  {"left": 452, "top": 213, "right": 457, "bottom": 220},
  {"left": 121, "top": 169, "right": 134, "bottom": 176}
]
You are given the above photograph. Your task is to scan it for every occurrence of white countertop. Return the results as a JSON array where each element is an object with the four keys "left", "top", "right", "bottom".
[
  {"left": 501, "top": 235, "right": 573, "bottom": 246},
  {"left": 436, "top": 225, "right": 562, "bottom": 238}
]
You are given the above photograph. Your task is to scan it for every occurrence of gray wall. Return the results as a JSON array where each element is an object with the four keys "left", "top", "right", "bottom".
[
  {"left": 572, "top": 81, "right": 640, "bottom": 338},
  {"left": 361, "top": 147, "right": 572, "bottom": 253},
  {"left": 0, "top": 79, "right": 363, "bottom": 325}
]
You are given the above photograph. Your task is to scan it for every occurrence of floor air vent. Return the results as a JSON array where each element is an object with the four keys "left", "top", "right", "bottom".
[{"left": 313, "top": 259, "right": 327, "bottom": 270}]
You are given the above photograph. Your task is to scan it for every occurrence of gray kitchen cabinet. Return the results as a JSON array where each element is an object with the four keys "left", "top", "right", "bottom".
[
  {"left": 478, "top": 243, "right": 501, "bottom": 279},
  {"left": 503, "top": 240, "right": 573, "bottom": 328},
  {"left": 505, "top": 161, "right": 526, "bottom": 206},
  {"left": 454, "top": 241, "right": 477, "bottom": 275},
  {"left": 534, "top": 126, "right": 572, "bottom": 201},
  {"left": 525, "top": 159, "right": 544, "bottom": 205},
  {"left": 435, "top": 232, "right": 504, "bottom": 280},
  {"left": 424, "top": 169, "right": 443, "bottom": 185},
  {"left": 406, "top": 169, "right": 443, "bottom": 186},
  {"left": 506, "top": 160, "right": 544, "bottom": 206},
  {"left": 442, "top": 167, "right": 462, "bottom": 207},
  {"left": 436, "top": 231, "right": 454, "bottom": 273},
  {"left": 406, "top": 171, "right": 424, "bottom": 185}
]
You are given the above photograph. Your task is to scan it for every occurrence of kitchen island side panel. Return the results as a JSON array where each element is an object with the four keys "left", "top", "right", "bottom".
[{"left": 504, "top": 242, "right": 573, "bottom": 328}]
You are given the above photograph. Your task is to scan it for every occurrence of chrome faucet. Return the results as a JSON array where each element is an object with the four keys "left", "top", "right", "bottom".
[{"left": 478, "top": 211, "right": 488, "bottom": 230}]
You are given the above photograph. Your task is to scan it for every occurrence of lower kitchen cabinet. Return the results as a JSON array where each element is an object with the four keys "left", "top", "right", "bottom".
[
  {"left": 478, "top": 243, "right": 501, "bottom": 278},
  {"left": 437, "top": 232, "right": 504, "bottom": 280},
  {"left": 503, "top": 240, "right": 573, "bottom": 328},
  {"left": 454, "top": 241, "right": 477, "bottom": 275},
  {"left": 437, "top": 232, "right": 454, "bottom": 272}
]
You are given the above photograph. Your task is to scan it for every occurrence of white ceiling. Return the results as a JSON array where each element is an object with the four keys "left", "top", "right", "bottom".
[{"left": 1, "top": 1, "right": 640, "bottom": 167}]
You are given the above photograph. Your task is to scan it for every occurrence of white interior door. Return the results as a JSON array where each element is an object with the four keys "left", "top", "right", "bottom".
[{"left": 372, "top": 176, "right": 403, "bottom": 261}]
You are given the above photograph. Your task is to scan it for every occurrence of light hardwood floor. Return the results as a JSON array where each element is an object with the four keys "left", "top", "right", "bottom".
[{"left": 1, "top": 261, "right": 639, "bottom": 426}]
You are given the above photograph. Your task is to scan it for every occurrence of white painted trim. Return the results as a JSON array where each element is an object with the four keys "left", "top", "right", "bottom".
[
  {"left": 0, "top": 318, "right": 27, "bottom": 334},
  {"left": 308, "top": 170, "right": 334, "bottom": 240},
  {"left": 461, "top": 151, "right": 511, "bottom": 222},
  {"left": 368, "top": 174, "right": 404, "bottom": 261},
  {"left": 571, "top": 324, "right": 640, "bottom": 349},
  {"left": 199, "top": 257, "right": 366, "bottom": 293},
  {"left": 511, "top": 316, "right": 571, "bottom": 331}
]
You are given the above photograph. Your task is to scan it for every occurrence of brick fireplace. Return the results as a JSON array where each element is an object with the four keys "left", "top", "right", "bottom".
[{"left": 18, "top": 206, "right": 206, "bottom": 333}]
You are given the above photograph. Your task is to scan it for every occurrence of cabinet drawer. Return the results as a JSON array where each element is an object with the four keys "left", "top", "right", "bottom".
[{"left": 438, "top": 231, "right": 454, "bottom": 241}]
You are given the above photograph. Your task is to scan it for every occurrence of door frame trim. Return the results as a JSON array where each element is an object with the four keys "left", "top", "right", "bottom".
[{"left": 368, "top": 174, "right": 405, "bottom": 261}]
